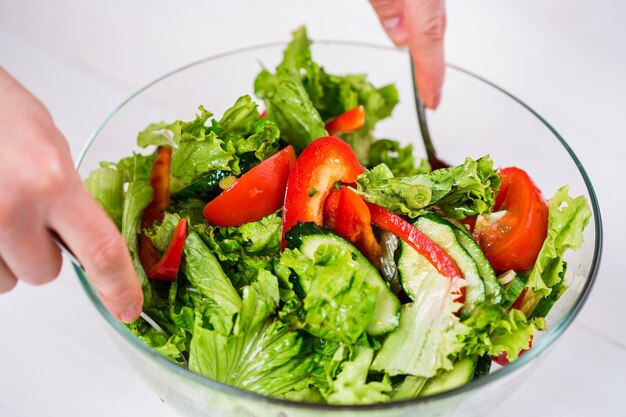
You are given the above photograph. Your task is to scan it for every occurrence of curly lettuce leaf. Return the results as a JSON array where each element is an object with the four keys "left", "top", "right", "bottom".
[
  {"left": 145, "top": 212, "right": 181, "bottom": 253},
  {"left": 461, "top": 302, "right": 541, "bottom": 362},
  {"left": 367, "top": 139, "right": 429, "bottom": 177},
  {"left": 193, "top": 212, "right": 282, "bottom": 289},
  {"left": 217, "top": 95, "right": 260, "bottom": 136},
  {"left": 326, "top": 346, "right": 392, "bottom": 405},
  {"left": 357, "top": 156, "right": 501, "bottom": 219},
  {"left": 527, "top": 186, "right": 591, "bottom": 299},
  {"left": 279, "top": 244, "right": 377, "bottom": 344}
]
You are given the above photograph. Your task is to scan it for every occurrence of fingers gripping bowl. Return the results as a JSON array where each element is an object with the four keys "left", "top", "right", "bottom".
[{"left": 75, "top": 35, "right": 601, "bottom": 417}]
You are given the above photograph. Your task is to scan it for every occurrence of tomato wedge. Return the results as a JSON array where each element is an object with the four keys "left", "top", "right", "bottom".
[
  {"left": 203, "top": 146, "right": 296, "bottom": 227},
  {"left": 139, "top": 146, "right": 187, "bottom": 281},
  {"left": 478, "top": 167, "right": 548, "bottom": 271},
  {"left": 367, "top": 203, "right": 462, "bottom": 279},
  {"left": 281, "top": 137, "right": 363, "bottom": 243},
  {"left": 323, "top": 186, "right": 381, "bottom": 268},
  {"left": 325, "top": 105, "right": 365, "bottom": 136}
]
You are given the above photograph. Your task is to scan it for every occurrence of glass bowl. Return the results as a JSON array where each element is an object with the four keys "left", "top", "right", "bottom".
[{"left": 74, "top": 41, "right": 602, "bottom": 417}]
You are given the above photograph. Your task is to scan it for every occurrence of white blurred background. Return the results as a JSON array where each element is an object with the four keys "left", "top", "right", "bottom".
[{"left": 1, "top": 1, "right": 625, "bottom": 416}]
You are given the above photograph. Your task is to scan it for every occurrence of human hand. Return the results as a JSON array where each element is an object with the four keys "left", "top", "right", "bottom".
[
  {"left": 0, "top": 67, "right": 143, "bottom": 322},
  {"left": 370, "top": 0, "right": 446, "bottom": 109}
]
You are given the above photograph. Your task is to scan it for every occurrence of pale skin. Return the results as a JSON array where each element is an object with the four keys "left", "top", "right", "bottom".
[{"left": 0, "top": 0, "right": 445, "bottom": 322}]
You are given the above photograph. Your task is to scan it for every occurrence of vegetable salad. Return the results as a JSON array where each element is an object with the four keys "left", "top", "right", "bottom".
[{"left": 86, "top": 27, "right": 591, "bottom": 404}]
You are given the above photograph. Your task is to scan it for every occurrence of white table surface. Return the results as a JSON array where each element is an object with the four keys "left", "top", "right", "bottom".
[{"left": 1, "top": 1, "right": 625, "bottom": 416}]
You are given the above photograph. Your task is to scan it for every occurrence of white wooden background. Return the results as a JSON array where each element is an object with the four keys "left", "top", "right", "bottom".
[{"left": 1, "top": 1, "right": 625, "bottom": 416}]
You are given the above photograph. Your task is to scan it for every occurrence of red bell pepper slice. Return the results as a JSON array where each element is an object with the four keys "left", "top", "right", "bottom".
[
  {"left": 142, "top": 147, "right": 172, "bottom": 226},
  {"left": 281, "top": 137, "right": 364, "bottom": 244},
  {"left": 325, "top": 105, "right": 365, "bottom": 136},
  {"left": 367, "top": 203, "right": 461, "bottom": 279},
  {"left": 203, "top": 145, "right": 296, "bottom": 227},
  {"left": 139, "top": 146, "right": 186, "bottom": 281},
  {"left": 323, "top": 186, "right": 381, "bottom": 268},
  {"left": 140, "top": 218, "right": 187, "bottom": 281}
]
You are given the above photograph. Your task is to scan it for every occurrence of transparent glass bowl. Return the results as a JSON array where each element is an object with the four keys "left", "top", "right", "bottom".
[{"left": 75, "top": 41, "right": 602, "bottom": 417}]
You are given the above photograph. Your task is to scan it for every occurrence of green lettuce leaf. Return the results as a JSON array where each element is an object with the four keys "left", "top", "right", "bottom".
[
  {"left": 279, "top": 244, "right": 377, "bottom": 344},
  {"left": 367, "top": 139, "right": 429, "bottom": 177},
  {"left": 182, "top": 231, "right": 242, "bottom": 319},
  {"left": 127, "top": 320, "right": 188, "bottom": 365},
  {"left": 170, "top": 129, "right": 234, "bottom": 184},
  {"left": 255, "top": 67, "right": 327, "bottom": 153},
  {"left": 145, "top": 212, "right": 181, "bottom": 253},
  {"left": 217, "top": 95, "right": 260, "bottom": 136},
  {"left": 461, "top": 302, "right": 540, "bottom": 361},
  {"left": 121, "top": 180, "right": 153, "bottom": 304},
  {"left": 85, "top": 167, "right": 124, "bottom": 229},
  {"left": 357, "top": 156, "right": 501, "bottom": 219},
  {"left": 189, "top": 271, "right": 314, "bottom": 396},
  {"left": 526, "top": 186, "right": 591, "bottom": 299},
  {"left": 256, "top": 26, "right": 399, "bottom": 161},
  {"left": 193, "top": 212, "right": 282, "bottom": 289},
  {"left": 326, "top": 346, "right": 392, "bottom": 405}
]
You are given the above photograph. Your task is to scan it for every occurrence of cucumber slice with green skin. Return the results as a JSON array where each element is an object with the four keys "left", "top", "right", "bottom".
[
  {"left": 473, "top": 354, "right": 492, "bottom": 380},
  {"left": 453, "top": 227, "right": 502, "bottom": 303},
  {"left": 285, "top": 223, "right": 400, "bottom": 336},
  {"left": 419, "top": 357, "right": 476, "bottom": 396},
  {"left": 396, "top": 239, "right": 444, "bottom": 299},
  {"left": 171, "top": 152, "right": 260, "bottom": 201},
  {"left": 391, "top": 376, "right": 427, "bottom": 400},
  {"left": 499, "top": 270, "right": 528, "bottom": 309},
  {"left": 412, "top": 214, "right": 485, "bottom": 316},
  {"left": 172, "top": 170, "right": 231, "bottom": 201}
]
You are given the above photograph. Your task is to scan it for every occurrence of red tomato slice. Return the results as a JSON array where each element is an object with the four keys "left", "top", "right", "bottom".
[
  {"left": 281, "top": 137, "right": 364, "bottom": 243},
  {"left": 323, "top": 186, "right": 381, "bottom": 268},
  {"left": 478, "top": 167, "right": 548, "bottom": 271},
  {"left": 203, "top": 146, "right": 296, "bottom": 227},
  {"left": 325, "top": 105, "right": 365, "bottom": 136}
]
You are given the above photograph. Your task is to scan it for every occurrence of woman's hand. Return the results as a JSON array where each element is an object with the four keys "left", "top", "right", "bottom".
[
  {"left": 0, "top": 67, "right": 143, "bottom": 323},
  {"left": 370, "top": 0, "right": 446, "bottom": 109}
]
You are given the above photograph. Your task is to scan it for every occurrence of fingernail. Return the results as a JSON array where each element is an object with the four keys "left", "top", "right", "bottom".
[
  {"left": 427, "top": 90, "right": 442, "bottom": 110},
  {"left": 120, "top": 302, "right": 140, "bottom": 323},
  {"left": 382, "top": 17, "right": 407, "bottom": 44}
]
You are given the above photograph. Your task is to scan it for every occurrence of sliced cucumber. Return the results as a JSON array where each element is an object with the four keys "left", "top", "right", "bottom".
[
  {"left": 499, "top": 270, "right": 528, "bottom": 309},
  {"left": 396, "top": 239, "right": 444, "bottom": 299},
  {"left": 412, "top": 214, "right": 485, "bottom": 316},
  {"left": 286, "top": 223, "right": 400, "bottom": 336},
  {"left": 171, "top": 170, "right": 231, "bottom": 201},
  {"left": 419, "top": 357, "right": 476, "bottom": 396},
  {"left": 452, "top": 227, "right": 502, "bottom": 303},
  {"left": 473, "top": 354, "right": 492, "bottom": 380},
  {"left": 391, "top": 376, "right": 427, "bottom": 401}
]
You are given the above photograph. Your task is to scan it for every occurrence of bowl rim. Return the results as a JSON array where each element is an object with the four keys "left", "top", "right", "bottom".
[{"left": 75, "top": 39, "right": 603, "bottom": 411}]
